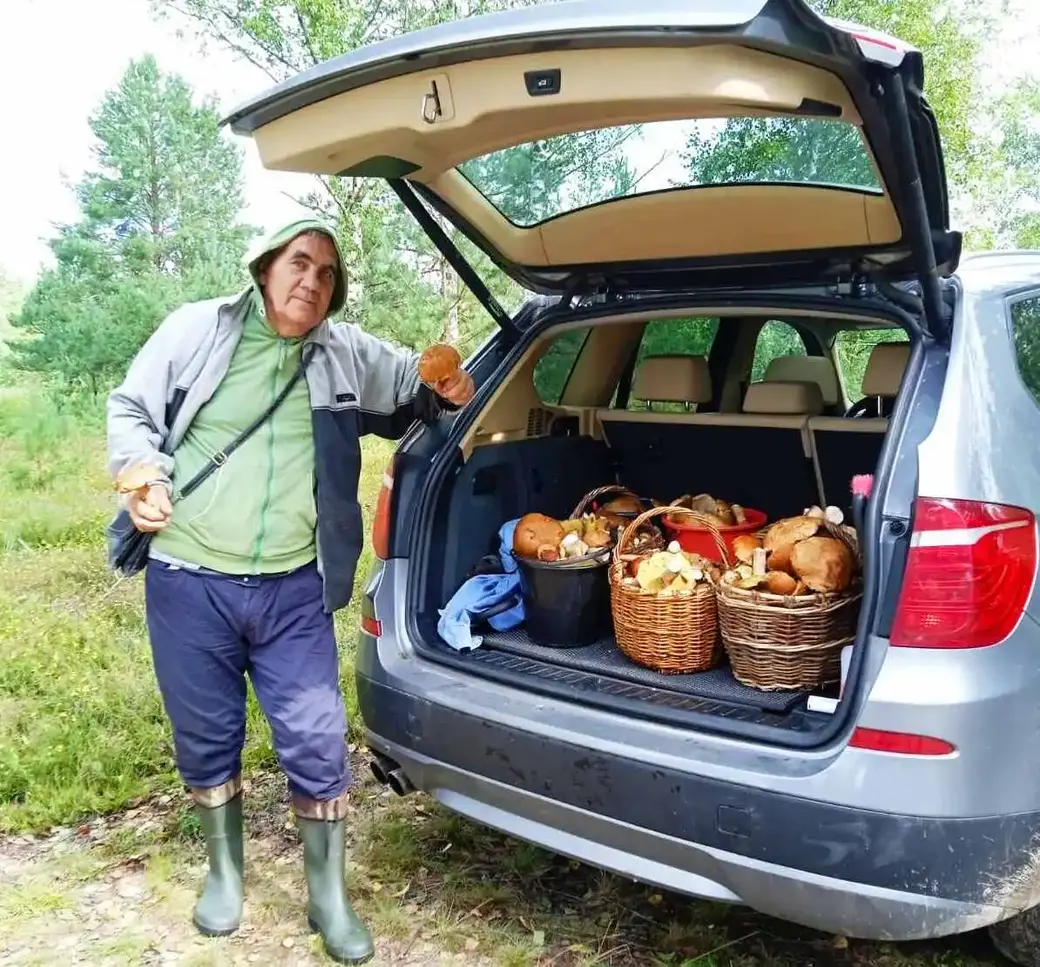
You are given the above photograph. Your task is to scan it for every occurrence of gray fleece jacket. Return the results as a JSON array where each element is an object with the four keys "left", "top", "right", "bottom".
[{"left": 106, "top": 287, "right": 447, "bottom": 612}]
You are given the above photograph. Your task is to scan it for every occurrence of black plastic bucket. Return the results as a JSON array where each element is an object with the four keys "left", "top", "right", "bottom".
[{"left": 513, "top": 551, "right": 611, "bottom": 647}]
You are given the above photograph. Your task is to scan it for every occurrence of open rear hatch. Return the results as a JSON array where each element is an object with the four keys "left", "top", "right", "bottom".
[
  {"left": 223, "top": 0, "right": 957, "bottom": 744},
  {"left": 223, "top": 0, "right": 959, "bottom": 329}
]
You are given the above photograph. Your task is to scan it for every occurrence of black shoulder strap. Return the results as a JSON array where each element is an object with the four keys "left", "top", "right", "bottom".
[{"left": 175, "top": 346, "right": 313, "bottom": 503}]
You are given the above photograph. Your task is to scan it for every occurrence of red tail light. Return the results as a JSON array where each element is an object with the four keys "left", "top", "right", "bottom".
[
  {"left": 371, "top": 460, "right": 395, "bottom": 561},
  {"left": 890, "top": 497, "right": 1036, "bottom": 649}
]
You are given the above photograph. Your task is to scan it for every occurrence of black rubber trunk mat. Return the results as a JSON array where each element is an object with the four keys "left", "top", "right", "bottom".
[{"left": 480, "top": 628, "right": 804, "bottom": 713}]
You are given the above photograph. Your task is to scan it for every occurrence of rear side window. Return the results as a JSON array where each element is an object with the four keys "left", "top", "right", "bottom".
[
  {"left": 533, "top": 327, "right": 590, "bottom": 404},
  {"left": 637, "top": 317, "right": 719, "bottom": 362},
  {"left": 623, "top": 317, "right": 719, "bottom": 411},
  {"left": 1010, "top": 294, "right": 1040, "bottom": 403},
  {"left": 835, "top": 328, "right": 910, "bottom": 400},
  {"left": 751, "top": 320, "right": 807, "bottom": 381}
]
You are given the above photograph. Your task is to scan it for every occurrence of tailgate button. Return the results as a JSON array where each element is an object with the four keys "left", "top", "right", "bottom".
[{"left": 524, "top": 69, "right": 561, "bottom": 97}]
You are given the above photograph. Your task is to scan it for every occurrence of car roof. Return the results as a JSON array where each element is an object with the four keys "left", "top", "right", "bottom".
[{"left": 956, "top": 251, "right": 1040, "bottom": 294}]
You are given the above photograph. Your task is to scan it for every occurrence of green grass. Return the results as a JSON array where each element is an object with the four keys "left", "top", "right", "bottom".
[{"left": 0, "top": 381, "right": 394, "bottom": 832}]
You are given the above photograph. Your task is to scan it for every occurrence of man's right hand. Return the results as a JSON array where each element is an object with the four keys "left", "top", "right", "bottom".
[{"left": 128, "top": 484, "right": 173, "bottom": 533}]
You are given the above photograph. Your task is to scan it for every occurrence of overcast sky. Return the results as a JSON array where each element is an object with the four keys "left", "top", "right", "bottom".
[
  {"left": 1, "top": 0, "right": 314, "bottom": 281},
  {"left": 3, "top": 0, "right": 1039, "bottom": 283}
]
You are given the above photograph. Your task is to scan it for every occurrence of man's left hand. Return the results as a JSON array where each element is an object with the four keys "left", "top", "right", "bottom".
[{"left": 434, "top": 369, "right": 475, "bottom": 407}]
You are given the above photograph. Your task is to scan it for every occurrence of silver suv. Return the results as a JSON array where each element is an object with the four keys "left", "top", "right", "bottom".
[{"left": 224, "top": 2, "right": 1040, "bottom": 962}]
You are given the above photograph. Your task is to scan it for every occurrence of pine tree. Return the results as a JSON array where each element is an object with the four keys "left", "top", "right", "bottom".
[{"left": 11, "top": 56, "right": 256, "bottom": 396}]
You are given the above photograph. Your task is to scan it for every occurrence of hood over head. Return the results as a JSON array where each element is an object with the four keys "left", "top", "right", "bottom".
[{"left": 246, "top": 217, "right": 347, "bottom": 316}]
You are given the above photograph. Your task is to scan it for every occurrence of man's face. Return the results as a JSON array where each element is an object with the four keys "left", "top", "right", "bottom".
[{"left": 259, "top": 231, "right": 339, "bottom": 338}]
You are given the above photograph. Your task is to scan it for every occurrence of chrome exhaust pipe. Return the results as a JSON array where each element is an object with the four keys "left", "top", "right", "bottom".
[
  {"left": 369, "top": 752, "right": 397, "bottom": 786},
  {"left": 386, "top": 768, "right": 415, "bottom": 797}
]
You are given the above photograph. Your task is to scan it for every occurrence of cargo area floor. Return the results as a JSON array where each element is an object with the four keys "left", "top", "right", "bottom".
[{"left": 480, "top": 628, "right": 805, "bottom": 713}]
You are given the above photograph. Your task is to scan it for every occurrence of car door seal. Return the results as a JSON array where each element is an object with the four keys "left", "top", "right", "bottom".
[{"left": 882, "top": 74, "right": 950, "bottom": 341}]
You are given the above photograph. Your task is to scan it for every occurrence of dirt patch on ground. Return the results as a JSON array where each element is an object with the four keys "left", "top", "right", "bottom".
[
  {"left": 0, "top": 748, "right": 525, "bottom": 967},
  {"left": 0, "top": 769, "right": 487, "bottom": 967}
]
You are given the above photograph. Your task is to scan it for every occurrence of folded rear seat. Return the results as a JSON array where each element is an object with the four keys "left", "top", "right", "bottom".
[
  {"left": 808, "top": 341, "right": 910, "bottom": 509},
  {"left": 598, "top": 356, "right": 824, "bottom": 520}
]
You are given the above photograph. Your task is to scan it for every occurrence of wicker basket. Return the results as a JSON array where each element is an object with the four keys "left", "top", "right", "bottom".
[
  {"left": 717, "top": 518, "right": 862, "bottom": 691},
  {"left": 608, "top": 506, "right": 730, "bottom": 675},
  {"left": 570, "top": 484, "right": 644, "bottom": 518},
  {"left": 572, "top": 485, "right": 665, "bottom": 557}
]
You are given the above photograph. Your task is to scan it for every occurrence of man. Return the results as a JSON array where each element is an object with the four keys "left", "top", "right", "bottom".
[{"left": 106, "top": 218, "right": 474, "bottom": 964}]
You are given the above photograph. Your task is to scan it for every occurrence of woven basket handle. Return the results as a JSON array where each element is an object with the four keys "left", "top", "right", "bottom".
[
  {"left": 612, "top": 505, "right": 731, "bottom": 568},
  {"left": 821, "top": 518, "right": 861, "bottom": 568},
  {"left": 570, "top": 484, "right": 640, "bottom": 519}
]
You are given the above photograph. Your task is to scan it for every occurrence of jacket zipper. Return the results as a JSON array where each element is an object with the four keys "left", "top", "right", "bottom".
[{"left": 252, "top": 339, "right": 288, "bottom": 569}]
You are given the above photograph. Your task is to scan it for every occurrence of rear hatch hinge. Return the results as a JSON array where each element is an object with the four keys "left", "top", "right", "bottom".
[
  {"left": 562, "top": 274, "right": 620, "bottom": 308},
  {"left": 828, "top": 273, "right": 873, "bottom": 298},
  {"left": 832, "top": 273, "right": 931, "bottom": 337}
]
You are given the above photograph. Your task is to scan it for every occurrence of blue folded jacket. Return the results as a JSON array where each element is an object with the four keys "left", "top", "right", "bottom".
[{"left": 437, "top": 519, "right": 525, "bottom": 652}]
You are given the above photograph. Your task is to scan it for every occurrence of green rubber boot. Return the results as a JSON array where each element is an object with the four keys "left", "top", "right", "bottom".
[
  {"left": 298, "top": 816, "right": 374, "bottom": 964},
  {"left": 192, "top": 794, "right": 245, "bottom": 937}
]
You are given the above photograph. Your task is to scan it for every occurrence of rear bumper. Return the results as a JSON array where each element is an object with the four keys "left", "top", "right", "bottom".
[{"left": 357, "top": 671, "right": 1036, "bottom": 941}]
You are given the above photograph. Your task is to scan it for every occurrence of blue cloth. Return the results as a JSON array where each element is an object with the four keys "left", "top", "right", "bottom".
[
  {"left": 144, "top": 560, "right": 349, "bottom": 801},
  {"left": 437, "top": 519, "right": 525, "bottom": 652}
]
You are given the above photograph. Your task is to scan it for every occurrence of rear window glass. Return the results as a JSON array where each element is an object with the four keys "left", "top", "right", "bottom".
[
  {"left": 751, "top": 320, "right": 808, "bottom": 381},
  {"left": 1010, "top": 295, "right": 1040, "bottom": 404},
  {"left": 835, "top": 328, "right": 910, "bottom": 400},
  {"left": 457, "top": 117, "right": 882, "bottom": 227},
  {"left": 533, "top": 327, "right": 590, "bottom": 404}
]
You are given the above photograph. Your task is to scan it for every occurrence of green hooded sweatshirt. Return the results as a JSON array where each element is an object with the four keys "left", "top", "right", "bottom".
[{"left": 151, "top": 218, "right": 348, "bottom": 575}]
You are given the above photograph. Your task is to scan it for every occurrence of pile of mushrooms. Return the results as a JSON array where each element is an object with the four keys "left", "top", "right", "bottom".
[{"left": 721, "top": 505, "right": 857, "bottom": 595}]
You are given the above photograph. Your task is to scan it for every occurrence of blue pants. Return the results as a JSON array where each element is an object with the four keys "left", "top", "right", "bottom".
[{"left": 144, "top": 560, "right": 350, "bottom": 802}]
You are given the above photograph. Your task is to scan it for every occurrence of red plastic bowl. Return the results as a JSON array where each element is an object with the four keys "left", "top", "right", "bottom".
[{"left": 661, "top": 507, "right": 768, "bottom": 564}]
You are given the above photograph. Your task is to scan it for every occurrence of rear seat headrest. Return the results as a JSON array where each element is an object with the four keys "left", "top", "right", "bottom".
[
  {"left": 862, "top": 341, "right": 910, "bottom": 397},
  {"left": 632, "top": 355, "right": 711, "bottom": 405},
  {"left": 743, "top": 380, "right": 824, "bottom": 416},
  {"left": 763, "top": 355, "right": 840, "bottom": 406}
]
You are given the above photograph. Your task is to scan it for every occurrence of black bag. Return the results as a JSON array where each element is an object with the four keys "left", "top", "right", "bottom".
[{"left": 107, "top": 349, "right": 312, "bottom": 577}]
